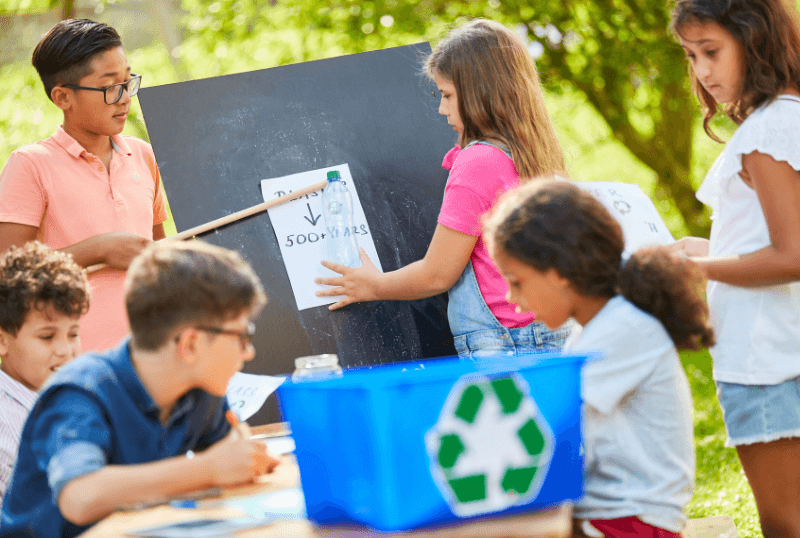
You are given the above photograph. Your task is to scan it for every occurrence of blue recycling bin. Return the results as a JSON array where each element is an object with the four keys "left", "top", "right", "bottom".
[{"left": 276, "top": 352, "right": 586, "bottom": 531}]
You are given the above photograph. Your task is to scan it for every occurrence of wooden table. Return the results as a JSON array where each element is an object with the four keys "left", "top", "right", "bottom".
[{"left": 80, "top": 424, "right": 572, "bottom": 538}]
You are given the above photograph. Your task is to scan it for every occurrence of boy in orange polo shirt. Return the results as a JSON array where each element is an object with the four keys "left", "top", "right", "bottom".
[{"left": 0, "top": 19, "right": 167, "bottom": 353}]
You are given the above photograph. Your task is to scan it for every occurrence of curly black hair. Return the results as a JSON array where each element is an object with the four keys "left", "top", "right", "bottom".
[
  {"left": 0, "top": 242, "right": 91, "bottom": 336},
  {"left": 485, "top": 180, "right": 715, "bottom": 350}
]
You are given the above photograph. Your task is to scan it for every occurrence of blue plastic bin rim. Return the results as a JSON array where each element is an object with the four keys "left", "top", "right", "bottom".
[{"left": 281, "top": 351, "right": 593, "bottom": 390}]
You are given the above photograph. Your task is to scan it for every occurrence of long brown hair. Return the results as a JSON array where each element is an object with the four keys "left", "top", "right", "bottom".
[
  {"left": 424, "top": 19, "right": 566, "bottom": 180},
  {"left": 485, "top": 180, "right": 715, "bottom": 350},
  {"left": 671, "top": 0, "right": 800, "bottom": 142}
]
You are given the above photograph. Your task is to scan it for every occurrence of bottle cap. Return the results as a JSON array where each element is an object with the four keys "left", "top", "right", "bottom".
[{"left": 327, "top": 171, "right": 341, "bottom": 181}]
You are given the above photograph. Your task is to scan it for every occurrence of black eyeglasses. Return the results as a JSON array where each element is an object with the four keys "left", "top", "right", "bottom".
[
  {"left": 194, "top": 323, "right": 256, "bottom": 352},
  {"left": 61, "top": 74, "right": 142, "bottom": 105}
]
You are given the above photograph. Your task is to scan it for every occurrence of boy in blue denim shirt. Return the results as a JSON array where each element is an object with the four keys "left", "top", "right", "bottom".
[{"left": 0, "top": 241, "right": 279, "bottom": 538}]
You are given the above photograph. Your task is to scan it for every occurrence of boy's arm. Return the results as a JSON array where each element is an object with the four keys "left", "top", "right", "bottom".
[
  {"left": 31, "top": 387, "right": 277, "bottom": 527},
  {"left": 57, "top": 432, "right": 277, "bottom": 526},
  {"left": 153, "top": 224, "right": 166, "bottom": 241},
  {"left": 0, "top": 222, "right": 151, "bottom": 269},
  {"left": 0, "top": 414, "right": 18, "bottom": 499},
  {"left": 59, "top": 231, "right": 151, "bottom": 269},
  {"left": 0, "top": 223, "right": 37, "bottom": 254}
]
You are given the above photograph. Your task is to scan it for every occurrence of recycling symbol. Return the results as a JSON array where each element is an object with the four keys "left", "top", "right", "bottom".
[{"left": 425, "top": 373, "right": 554, "bottom": 517}]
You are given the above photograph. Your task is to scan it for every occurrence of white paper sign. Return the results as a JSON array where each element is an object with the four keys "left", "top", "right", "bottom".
[
  {"left": 226, "top": 372, "right": 286, "bottom": 421},
  {"left": 574, "top": 181, "right": 675, "bottom": 258},
  {"left": 260, "top": 164, "right": 383, "bottom": 311}
]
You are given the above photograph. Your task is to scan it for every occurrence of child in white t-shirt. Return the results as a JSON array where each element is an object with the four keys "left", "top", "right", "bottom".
[
  {"left": 485, "top": 180, "right": 714, "bottom": 538},
  {"left": 670, "top": 1, "right": 800, "bottom": 534}
]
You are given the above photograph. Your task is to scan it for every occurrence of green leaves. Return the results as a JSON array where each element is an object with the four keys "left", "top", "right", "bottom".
[{"left": 1, "top": 0, "right": 774, "bottom": 235}]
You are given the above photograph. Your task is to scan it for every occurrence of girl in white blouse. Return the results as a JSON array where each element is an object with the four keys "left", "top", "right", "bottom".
[{"left": 670, "top": 1, "right": 800, "bottom": 536}]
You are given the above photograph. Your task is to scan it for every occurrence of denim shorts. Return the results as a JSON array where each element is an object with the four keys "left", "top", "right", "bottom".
[{"left": 717, "top": 375, "right": 800, "bottom": 447}]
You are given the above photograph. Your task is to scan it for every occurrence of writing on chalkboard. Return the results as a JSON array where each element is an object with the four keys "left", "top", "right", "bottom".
[{"left": 260, "top": 164, "right": 384, "bottom": 311}]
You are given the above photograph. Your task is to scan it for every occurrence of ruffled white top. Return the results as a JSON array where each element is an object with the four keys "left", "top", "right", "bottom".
[{"left": 697, "top": 95, "right": 800, "bottom": 384}]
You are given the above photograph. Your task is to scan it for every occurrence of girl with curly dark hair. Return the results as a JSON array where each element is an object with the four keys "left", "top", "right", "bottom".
[
  {"left": 670, "top": 2, "right": 800, "bottom": 535},
  {"left": 485, "top": 180, "right": 714, "bottom": 538}
]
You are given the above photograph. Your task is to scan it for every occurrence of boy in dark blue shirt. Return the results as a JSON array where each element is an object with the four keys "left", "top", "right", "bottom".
[{"left": 0, "top": 241, "right": 278, "bottom": 538}]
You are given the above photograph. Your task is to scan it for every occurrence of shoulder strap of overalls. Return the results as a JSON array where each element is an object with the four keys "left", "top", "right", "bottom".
[{"left": 463, "top": 140, "right": 513, "bottom": 161}]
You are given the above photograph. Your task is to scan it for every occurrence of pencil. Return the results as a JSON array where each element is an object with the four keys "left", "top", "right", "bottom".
[{"left": 225, "top": 410, "right": 251, "bottom": 439}]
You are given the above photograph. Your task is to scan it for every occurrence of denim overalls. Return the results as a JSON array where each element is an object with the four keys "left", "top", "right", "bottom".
[{"left": 447, "top": 141, "right": 576, "bottom": 358}]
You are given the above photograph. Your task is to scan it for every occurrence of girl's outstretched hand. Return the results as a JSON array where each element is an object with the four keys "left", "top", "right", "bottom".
[
  {"left": 667, "top": 236, "right": 710, "bottom": 258},
  {"left": 315, "top": 248, "right": 382, "bottom": 310}
]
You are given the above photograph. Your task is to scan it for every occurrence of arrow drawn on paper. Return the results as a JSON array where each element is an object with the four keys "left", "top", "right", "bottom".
[{"left": 304, "top": 203, "right": 321, "bottom": 226}]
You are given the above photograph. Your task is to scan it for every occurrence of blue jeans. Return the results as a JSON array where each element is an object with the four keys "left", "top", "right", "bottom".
[
  {"left": 717, "top": 376, "right": 800, "bottom": 447},
  {"left": 447, "top": 261, "right": 575, "bottom": 359}
]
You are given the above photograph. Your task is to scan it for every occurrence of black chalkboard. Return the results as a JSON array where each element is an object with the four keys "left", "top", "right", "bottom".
[{"left": 138, "top": 43, "right": 458, "bottom": 425}]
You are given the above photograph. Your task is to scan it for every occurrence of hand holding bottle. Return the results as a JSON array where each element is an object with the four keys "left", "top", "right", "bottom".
[{"left": 316, "top": 248, "right": 382, "bottom": 310}]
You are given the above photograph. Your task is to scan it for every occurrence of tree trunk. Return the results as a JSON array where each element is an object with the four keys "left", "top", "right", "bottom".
[
  {"left": 61, "top": 0, "right": 75, "bottom": 19},
  {"left": 654, "top": 81, "right": 710, "bottom": 237},
  {"left": 574, "top": 60, "right": 710, "bottom": 237}
]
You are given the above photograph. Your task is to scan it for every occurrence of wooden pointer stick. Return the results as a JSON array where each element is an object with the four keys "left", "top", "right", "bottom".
[
  {"left": 87, "top": 179, "right": 329, "bottom": 274},
  {"left": 169, "top": 179, "right": 328, "bottom": 241}
]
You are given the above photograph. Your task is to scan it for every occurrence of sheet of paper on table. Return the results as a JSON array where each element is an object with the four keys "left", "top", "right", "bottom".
[
  {"left": 260, "top": 164, "right": 383, "bottom": 311},
  {"left": 227, "top": 488, "right": 306, "bottom": 521},
  {"left": 226, "top": 372, "right": 286, "bottom": 422},
  {"left": 574, "top": 181, "right": 675, "bottom": 258},
  {"left": 126, "top": 516, "right": 268, "bottom": 538}
]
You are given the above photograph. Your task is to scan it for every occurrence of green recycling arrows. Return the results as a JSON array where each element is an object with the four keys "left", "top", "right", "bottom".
[{"left": 425, "top": 373, "right": 554, "bottom": 518}]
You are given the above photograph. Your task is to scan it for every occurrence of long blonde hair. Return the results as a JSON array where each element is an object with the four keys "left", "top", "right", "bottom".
[{"left": 424, "top": 19, "right": 566, "bottom": 180}]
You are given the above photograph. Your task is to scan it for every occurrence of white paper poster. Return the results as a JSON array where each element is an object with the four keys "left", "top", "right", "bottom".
[
  {"left": 226, "top": 372, "right": 286, "bottom": 421},
  {"left": 575, "top": 181, "right": 675, "bottom": 258},
  {"left": 260, "top": 164, "right": 383, "bottom": 311}
]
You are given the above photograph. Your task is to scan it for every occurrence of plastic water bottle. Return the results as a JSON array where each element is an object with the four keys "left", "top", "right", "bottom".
[{"left": 321, "top": 170, "right": 361, "bottom": 267}]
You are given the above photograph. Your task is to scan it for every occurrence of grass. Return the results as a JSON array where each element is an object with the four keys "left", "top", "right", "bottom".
[{"left": 681, "top": 349, "right": 762, "bottom": 538}]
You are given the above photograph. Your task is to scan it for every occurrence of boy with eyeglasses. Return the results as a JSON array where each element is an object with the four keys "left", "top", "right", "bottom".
[
  {"left": 0, "top": 241, "right": 280, "bottom": 538},
  {"left": 0, "top": 19, "right": 168, "bottom": 353}
]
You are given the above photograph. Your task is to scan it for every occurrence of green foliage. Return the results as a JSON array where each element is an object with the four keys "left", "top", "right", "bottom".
[
  {"left": 506, "top": 0, "right": 705, "bottom": 235},
  {"left": 0, "top": 0, "right": 56, "bottom": 15},
  {"left": 0, "top": 63, "right": 60, "bottom": 156},
  {"left": 172, "top": 0, "right": 711, "bottom": 235}
]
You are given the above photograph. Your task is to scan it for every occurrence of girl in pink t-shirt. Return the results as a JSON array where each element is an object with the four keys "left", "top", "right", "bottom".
[{"left": 316, "top": 19, "right": 575, "bottom": 357}]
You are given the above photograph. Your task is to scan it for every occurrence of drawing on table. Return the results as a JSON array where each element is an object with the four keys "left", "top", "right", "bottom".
[
  {"left": 575, "top": 181, "right": 675, "bottom": 258},
  {"left": 226, "top": 372, "right": 286, "bottom": 421}
]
